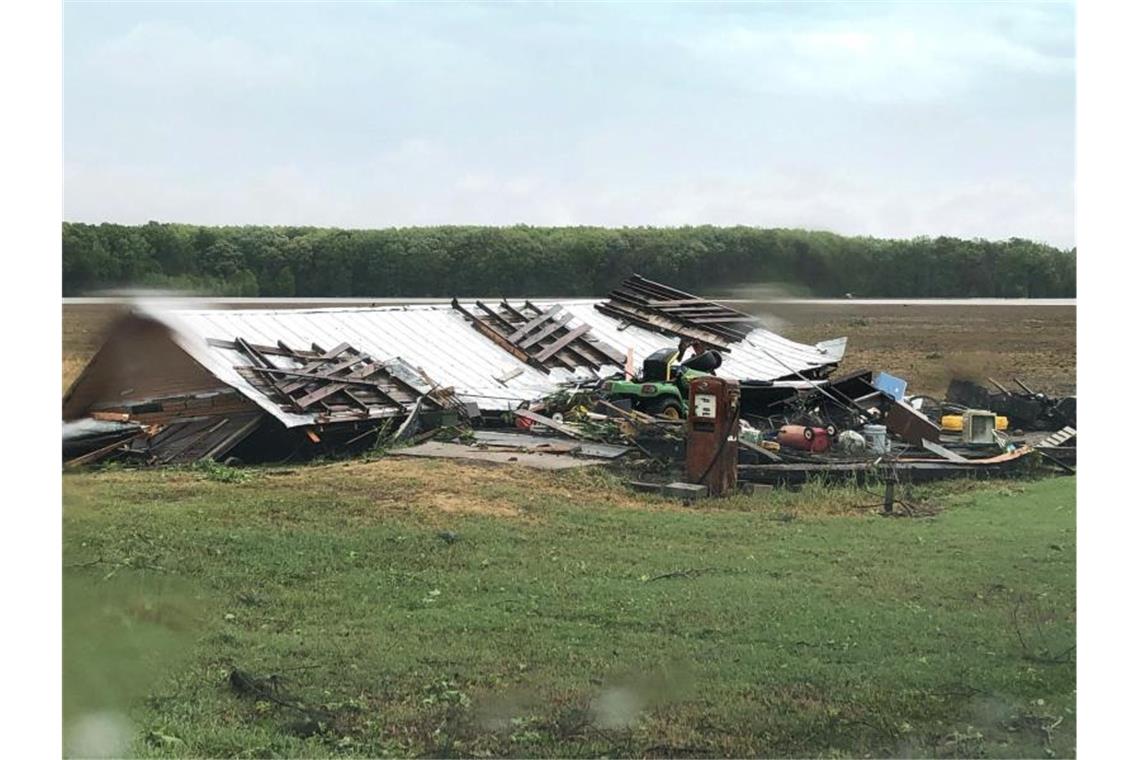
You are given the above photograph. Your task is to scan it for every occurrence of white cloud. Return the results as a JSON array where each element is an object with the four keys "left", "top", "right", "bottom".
[
  {"left": 63, "top": 3, "right": 1074, "bottom": 246},
  {"left": 681, "top": 10, "right": 1073, "bottom": 103},
  {"left": 87, "top": 21, "right": 306, "bottom": 91}
]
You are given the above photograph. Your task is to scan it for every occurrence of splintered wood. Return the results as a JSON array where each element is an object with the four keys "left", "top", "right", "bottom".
[
  {"left": 594, "top": 274, "right": 762, "bottom": 350},
  {"left": 451, "top": 298, "right": 624, "bottom": 373},
  {"left": 211, "top": 338, "right": 446, "bottom": 423}
]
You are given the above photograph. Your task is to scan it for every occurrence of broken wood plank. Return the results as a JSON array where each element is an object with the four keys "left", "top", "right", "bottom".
[
  {"left": 244, "top": 366, "right": 394, "bottom": 389},
  {"left": 498, "top": 301, "right": 606, "bottom": 370},
  {"left": 279, "top": 351, "right": 367, "bottom": 394},
  {"left": 534, "top": 323, "right": 593, "bottom": 362},
  {"left": 91, "top": 411, "right": 131, "bottom": 422},
  {"left": 517, "top": 311, "right": 574, "bottom": 349},
  {"left": 512, "top": 408, "right": 584, "bottom": 439},
  {"left": 292, "top": 363, "right": 404, "bottom": 410},
  {"left": 518, "top": 314, "right": 605, "bottom": 369},
  {"left": 64, "top": 430, "right": 149, "bottom": 468},
  {"left": 506, "top": 304, "right": 562, "bottom": 342},
  {"left": 739, "top": 438, "right": 783, "bottom": 463},
  {"left": 1041, "top": 426, "right": 1077, "bottom": 447},
  {"left": 452, "top": 298, "right": 549, "bottom": 372}
]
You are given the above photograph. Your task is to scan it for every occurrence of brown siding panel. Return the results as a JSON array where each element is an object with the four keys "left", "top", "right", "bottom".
[{"left": 63, "top": 315, "right": 232, "bottom": 420}]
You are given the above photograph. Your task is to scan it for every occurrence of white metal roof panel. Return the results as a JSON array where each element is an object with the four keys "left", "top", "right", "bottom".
[{"left": 139, "top": 300, "right": 845, "bottom": 428}]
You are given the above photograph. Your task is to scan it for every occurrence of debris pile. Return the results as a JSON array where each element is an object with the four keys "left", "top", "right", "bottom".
[
  {"left": 945, "top": 377, "right": 1076, "bottom": 431},
  {"left": 730, "top": 367, "right": 1076, "bottom": 486},
  {"left": 62, "top": 274, "right": 1075, "bottom": 491}
]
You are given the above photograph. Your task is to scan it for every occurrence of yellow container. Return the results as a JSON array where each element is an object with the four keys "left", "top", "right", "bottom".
[{"left": 941, "top": 414, "right": 1008, "bottom": 432}]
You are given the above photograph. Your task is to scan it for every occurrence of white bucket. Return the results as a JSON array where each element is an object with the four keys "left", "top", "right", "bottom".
[{"left": 864, "top": 424, "right": 889, "bottom": 454}]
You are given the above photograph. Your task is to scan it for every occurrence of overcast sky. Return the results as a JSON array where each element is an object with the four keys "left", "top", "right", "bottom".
[{"left": 63, "top": 1, "right": 1075, "bottom": 247}]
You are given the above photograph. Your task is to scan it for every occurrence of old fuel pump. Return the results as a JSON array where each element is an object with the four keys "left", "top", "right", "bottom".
[{"left": 685, "top": 376, "right": 740, "bottom": 496}]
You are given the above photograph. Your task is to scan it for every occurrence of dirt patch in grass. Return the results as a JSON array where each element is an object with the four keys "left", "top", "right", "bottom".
[
  {"left": 250, "top": 457, "right": 665, "bottom": 523},
  {"left": 65, "top": 457, "right": 1020, "bottom": 528}
]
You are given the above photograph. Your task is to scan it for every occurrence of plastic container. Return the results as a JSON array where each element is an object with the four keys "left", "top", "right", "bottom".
[
  {"left": 864, "top": 424, "right": 889, "bottom": 454},
  {"left": 941, "top": 414, "right": 1008, "bottom": 432}
]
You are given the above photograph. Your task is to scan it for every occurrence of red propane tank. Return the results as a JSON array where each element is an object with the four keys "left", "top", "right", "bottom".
[{"left": 776, "top": 424, "right": 832, "bottom": 453}]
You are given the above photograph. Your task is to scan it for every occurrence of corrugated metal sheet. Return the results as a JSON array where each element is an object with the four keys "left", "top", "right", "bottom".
[
  {"left": 556, "top": 302, "right": 847, "bottom": 382},
  {"left": 141, "top": 300, "right": 845, "bottom": 428}
]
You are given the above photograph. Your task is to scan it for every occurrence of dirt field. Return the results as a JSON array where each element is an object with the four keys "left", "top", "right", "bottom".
[
  {"left": 62, "top": 301, "right": 1075, "bottom": 397},
  {"left": 764, "top": 302, "right": 1075, "bottom": 396}
]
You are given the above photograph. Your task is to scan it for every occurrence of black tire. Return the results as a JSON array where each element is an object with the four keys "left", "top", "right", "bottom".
[{"left": 644, "top": 397, "right": 683, "bottom": 420}]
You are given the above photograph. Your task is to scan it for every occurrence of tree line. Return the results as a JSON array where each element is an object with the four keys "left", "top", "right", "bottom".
[{"left": 62, "top": 222, "right": 1076, "bottom": 298}]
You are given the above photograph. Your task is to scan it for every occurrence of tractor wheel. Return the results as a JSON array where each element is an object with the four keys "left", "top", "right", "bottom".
[{"left": 644, "top": 398, "right": 683, "bottom": 420}]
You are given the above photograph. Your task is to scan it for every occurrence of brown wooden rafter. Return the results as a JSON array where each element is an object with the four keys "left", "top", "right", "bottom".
[
  {"left": 594, "top": 274, "right": 762, "bottom": 350},
  {"left": 451, "top": 298, "right": 624, "bottom": 373},
  {"left": 211, "top": 338, "right": 449, "bottom": 423}
]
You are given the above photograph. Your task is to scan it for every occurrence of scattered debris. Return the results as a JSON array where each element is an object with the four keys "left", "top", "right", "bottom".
[
  {"left": 61, "top": 274, "right": 1073, "bottom": 491},
  {"left": 947, "top": 377, "right": 1076, "bottom": 431},
  {"left": 1040, "top": 426, "right": 1076, "bottom": 448}
]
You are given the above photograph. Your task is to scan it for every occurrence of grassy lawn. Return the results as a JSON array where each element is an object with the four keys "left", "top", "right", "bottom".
[{"left": 63, "top": 460, "right": 1075, "bottom": 758}]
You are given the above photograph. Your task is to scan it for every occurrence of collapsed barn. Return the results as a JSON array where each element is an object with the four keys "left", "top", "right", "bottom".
[{"left": 63, "top": 275, "right": 1075, "bottom": 490}]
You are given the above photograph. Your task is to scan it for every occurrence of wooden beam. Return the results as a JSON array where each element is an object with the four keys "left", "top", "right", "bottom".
[
  {"left": 279, "top": 351, "right": 366, "bottom": 394},
  {"left": 507, "top": 304, "right": 562, "bottom": 342},
  {"left": 534, "top": 324, "right": 593, "bottom": 362},
  {"left": 517, "top": 312, "right": 573, "bottom": 350},
  {"left": 512, "top": 408, "right": 583, "bottom": 439},
  {"left": 452, "top": 298, "right": 547, "bottom": 372},
  {"left": 64, "top": 430, "right": 149, "bottom": 469},
  {"left": 290, "top": 362, "right": 395, "bottom": 410},
  {"left": 245, "top": 365, "right": 388, "bottom": 388},
  {"left": 498, "top": 300, "right": 603, "bottom": 370},
  {"left": 687, "top": 316, "right": 761, "bottom": 324},
  {"left": 593, "top": 302, "right": 732, "bottom": 352},
  {"left": 474, "top": 300, "right": 519, "bottom": 336}
]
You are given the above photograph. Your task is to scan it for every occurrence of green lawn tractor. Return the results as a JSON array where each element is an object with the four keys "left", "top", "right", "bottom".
[{"left": 601, "top": 347, "right": 722, "bottom": 419}]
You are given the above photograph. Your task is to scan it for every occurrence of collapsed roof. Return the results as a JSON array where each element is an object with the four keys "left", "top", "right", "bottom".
[{"left": 64, "top": 276, "right": 847, "bottom": 431}]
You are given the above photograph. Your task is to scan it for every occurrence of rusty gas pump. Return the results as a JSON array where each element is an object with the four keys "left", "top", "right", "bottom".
[{"left": 685, "top": 376, "right": 740, "bottom": 496}]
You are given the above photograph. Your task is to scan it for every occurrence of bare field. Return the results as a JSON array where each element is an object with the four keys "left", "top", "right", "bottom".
[
  {"left": 62, "top": 301, "right": 1075, "bottom": 396},
  {"left": 755, "top": 301, "right": 1075, "bottom": 396}
]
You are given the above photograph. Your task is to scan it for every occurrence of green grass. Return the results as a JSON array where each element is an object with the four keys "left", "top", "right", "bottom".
[{"left": 62, "top": 461, "right": 1075, "bottom": 758}]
